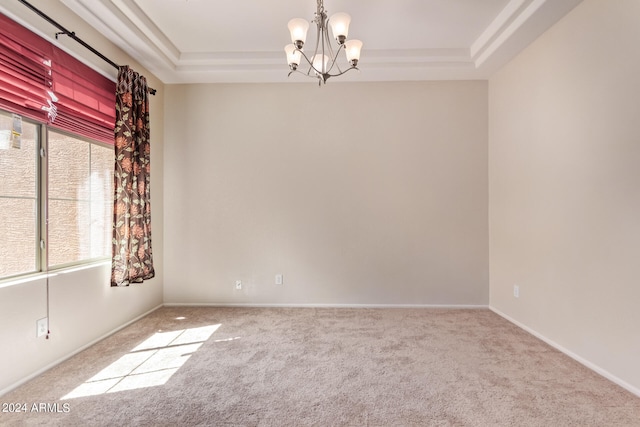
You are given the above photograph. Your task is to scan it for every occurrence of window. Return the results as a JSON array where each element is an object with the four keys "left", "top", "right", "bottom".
[
  {"left": 0, "top": 109, "right": 113, "bottom": 280},
  {"left": 0, "top": 112, "right": 39, "bottom": 278},
  {"left": 48, "top": 130, "right": 113, "bottom": 268},
  {"left": 1, "top": 13, "right": 116, "bottom": 281}
]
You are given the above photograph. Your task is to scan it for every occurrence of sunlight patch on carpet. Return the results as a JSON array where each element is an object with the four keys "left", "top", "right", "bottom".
[{"left": 61, "top": 324, "right": 220, "bottom": 399}]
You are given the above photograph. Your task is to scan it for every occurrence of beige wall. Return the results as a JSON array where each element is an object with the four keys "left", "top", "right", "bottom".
[
  {"left": 164, "top": 81, "right": 489, "bottom": 306},
  {"left": 0, "top": 1, "right": 164, "bottom": 394},
  {"left": 489, "top": 0, "right": 640, "bottom": 392}
]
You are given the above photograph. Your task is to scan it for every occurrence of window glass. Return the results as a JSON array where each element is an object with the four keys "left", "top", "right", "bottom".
[
  {"left": 47, "top": 131, "right": 113, "bottom": 267},
  {"left": 90, "top": 143, "right": 114, "bottom": 258},
  {"left": 0, "top": 113, "right": 39, "bottom": 278}
]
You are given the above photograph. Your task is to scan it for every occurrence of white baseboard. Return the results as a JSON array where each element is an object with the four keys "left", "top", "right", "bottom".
[
  {"left": 489, "top": 306, "right": 640, "bottom": 398},
  {"left": 0, "top": 304, "right": 163, "bottom": 397},
  {"left": 163, "top": 302, "right": 489, "bottom": 309}
]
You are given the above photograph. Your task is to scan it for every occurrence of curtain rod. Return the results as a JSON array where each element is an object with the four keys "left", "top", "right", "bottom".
[{"left": 17, "top": 0, "right": 157, "bottom": 95}]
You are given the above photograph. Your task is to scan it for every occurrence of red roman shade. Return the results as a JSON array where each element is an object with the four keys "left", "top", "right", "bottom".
[
  {"left": 0, "top": 12, "right": 53, "bottom": 123},
  {"left": 50, "top": 47, "right": 116, "bottom": 144},
  {"left": 0, "top": 13, "right": 116, "bottom": 145}
]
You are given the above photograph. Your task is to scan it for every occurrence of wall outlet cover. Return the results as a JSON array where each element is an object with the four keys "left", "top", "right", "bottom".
[{"left": 36, "top": 317, "right": 48, "bottom": 337}]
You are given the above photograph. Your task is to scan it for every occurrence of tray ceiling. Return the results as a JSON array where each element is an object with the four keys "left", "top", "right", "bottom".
[{"left": 18, "top": 0, "right": 584, "bottom": 83}]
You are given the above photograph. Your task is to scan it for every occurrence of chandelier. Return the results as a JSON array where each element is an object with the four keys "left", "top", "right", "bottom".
[{"left": 284, "top": 0, "right": 363, "bottom": 85}]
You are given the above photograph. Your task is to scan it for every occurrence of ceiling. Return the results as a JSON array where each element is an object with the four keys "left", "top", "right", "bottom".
[{"left": 44, "top": 0, "right": 583, "bottom": 83}]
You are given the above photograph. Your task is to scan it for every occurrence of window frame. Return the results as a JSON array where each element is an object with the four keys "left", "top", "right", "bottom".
[
  {"left": 0, "top": 107, "right": 113, "bottom": 284},
  {"left": 0, "top": 111, "right": 43, "bottom": 280},
  {"left": 44, "top": 126, "right": 113, "bottom": 271}
]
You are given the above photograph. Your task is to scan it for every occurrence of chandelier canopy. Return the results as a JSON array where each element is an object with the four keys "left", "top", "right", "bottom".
[{"left": 285, "top": 0, "right": 363, "bottom": 85}]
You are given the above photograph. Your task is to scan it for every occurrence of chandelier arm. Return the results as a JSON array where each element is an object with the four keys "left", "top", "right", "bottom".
[
  {"left": 286, "top": 59, "right": 356, "bottom": 84},
  {"left": 305, "top": 14, "right": 324, "bottom": 76},
  {"left": 320, "top": 19, "right": 326, "bottom": 74},
  {"left": 295, "top": 49, "right": 322, "bottom": 77},
  {"left": 295, "top": 48, "right": 314, "bottom": 69},
  {"left": 316, "top": 10, "right": 326, "bottom": 74},
  {"left": 325, "top": 42, "right": 345, "bottom": 76},
  {"left": 291, "top": 46, "right": 323, "bottom": 79},
  {"left": 288, "top": 67, "right": 322, "bottom": 84},
  {"left": 326, "top": 65, "right": 359, "bottom": 79},
  {"left": 289, "top": 65, "right": 358, "bottom": 84},
  {"left": 321, "top": 19, "right": 342, "bottom": 75},
  {"left": 294, "top": 55, "right": 323, "bottom": 83}
]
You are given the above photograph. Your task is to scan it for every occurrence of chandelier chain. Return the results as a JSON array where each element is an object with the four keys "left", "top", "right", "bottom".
[{"left": 314, "top": 0, "right": 327, "bottom": 26}]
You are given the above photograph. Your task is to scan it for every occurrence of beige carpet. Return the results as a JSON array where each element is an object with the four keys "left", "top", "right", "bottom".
[{"left": 1, "top": 307, "right": 639, "bottom": 426}]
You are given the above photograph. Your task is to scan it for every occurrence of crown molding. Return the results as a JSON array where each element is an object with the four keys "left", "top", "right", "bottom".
[{"left": 59, "top": 0, "right": 582, "bottom": 83}]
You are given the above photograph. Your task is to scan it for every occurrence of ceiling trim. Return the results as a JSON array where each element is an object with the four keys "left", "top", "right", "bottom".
[
  {"left": 472, "top": 0, "right": 548, "bottom": 67},
  {"left": 60, "top": 0, "right": 582, "bottom": 84}
]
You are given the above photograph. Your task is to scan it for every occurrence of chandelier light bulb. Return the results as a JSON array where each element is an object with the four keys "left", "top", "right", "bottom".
[
  {"left": 329, "top": 12, "right": 351, "bottom": 44},
  {"left": 344, "top": 39, "right": 363, "bottom": 66},
  {"left": 284, "top": 44, "right": 301, "bottom": 70},
  {"left": 312, "top": 54, "right": 329, "bottom": 74},
  {"left": 288, "top": 18, "right": 309, "bottom": 49}
]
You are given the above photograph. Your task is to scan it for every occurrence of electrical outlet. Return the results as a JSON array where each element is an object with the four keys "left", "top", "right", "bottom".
[
  {"left": 36, "top": 317, "right": 48, "bottom": 337},
  {"left": 275, "top": 274, "right": 283, "bottom": 285},
  {"left": 235, "top": 280, "right": 242, "bottom": 290},
  {"left": 513, "top": 285, "right": 520, "bottom": 298}
]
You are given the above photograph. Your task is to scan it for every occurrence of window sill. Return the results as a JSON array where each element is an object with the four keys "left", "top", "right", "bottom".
[{"left": 0, "top": 260, "right": 111, "bottom": 290}]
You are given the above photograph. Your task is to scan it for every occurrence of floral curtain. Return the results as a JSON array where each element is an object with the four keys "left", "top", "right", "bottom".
[{"left": 111, "top": 66, "right": 154, "bottom": 286}]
